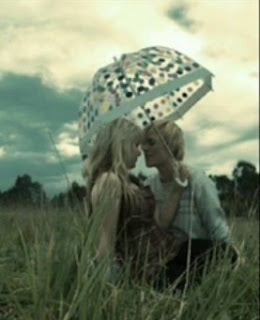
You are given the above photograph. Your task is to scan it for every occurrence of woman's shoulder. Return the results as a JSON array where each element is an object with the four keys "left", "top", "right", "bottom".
[
  {"left": 92, "top": 171, "right": 122, "bottom": 199},
  {"left": 96, "top": 171, "right": 121, "bottom": 184},
  {"left": 188, "top": 166, "right": 215, "bottom": 189}
]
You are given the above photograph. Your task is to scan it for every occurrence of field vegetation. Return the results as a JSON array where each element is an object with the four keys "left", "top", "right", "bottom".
[{"left": 0, "top": 203, "right": 259, "bottom": 320}]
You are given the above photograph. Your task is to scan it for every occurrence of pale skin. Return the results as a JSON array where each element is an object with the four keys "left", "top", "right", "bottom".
[
  {"left": 141, "top": 128, "right": 243, "bottom": 269},
  {"left": 153, "top": 183, "right": 184, "bottom": 229},
  {"left": 141, "top": 129, "right": 190, "bottom": 229},
  {"left": 141, "top": 129, "right": 189, "bottom": 183},
  {"left": 91, "top": 172, "right": 122, "bottom": 260},
  {"left": 92, "top": 137, "right": 186, "bottom": 260}
]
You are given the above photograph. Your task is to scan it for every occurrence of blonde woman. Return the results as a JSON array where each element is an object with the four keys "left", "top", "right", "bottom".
[
  {"left": 142, "top": 119, "right": 240, "bottom": 289},
  {"left": 85, "top": 118, "right": 188, "bottom": 285}
]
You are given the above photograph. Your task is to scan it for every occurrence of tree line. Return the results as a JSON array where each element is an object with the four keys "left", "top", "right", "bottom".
[{"left": 0, "top": 160, "right": 259, "bottom": 219}]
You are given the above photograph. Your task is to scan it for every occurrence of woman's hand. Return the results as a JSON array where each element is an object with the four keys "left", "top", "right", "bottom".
[
  {"left": 172, "top": 158, "right": 190, "bottom": 187},
  {"left": 178, "top": 163, "right": 190, "bottom": 181}
]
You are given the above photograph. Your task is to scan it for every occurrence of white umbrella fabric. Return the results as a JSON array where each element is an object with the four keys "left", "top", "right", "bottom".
[{"left": 78, "top": 46, "right": 213, "bottom": 158}]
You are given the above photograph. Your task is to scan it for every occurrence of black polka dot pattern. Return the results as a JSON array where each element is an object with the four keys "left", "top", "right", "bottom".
[{"left": 78, "top": 46, "right": 210, "bottom": 157}]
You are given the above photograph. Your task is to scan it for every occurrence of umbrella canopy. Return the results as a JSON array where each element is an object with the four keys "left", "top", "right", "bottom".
[{"left": 78, "top": 46, "right": 213, "bottom": 158}]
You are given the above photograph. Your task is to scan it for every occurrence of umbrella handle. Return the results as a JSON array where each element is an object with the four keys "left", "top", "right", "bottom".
[
  {"left": 114, "top": 54, "right": 188, "bottom": 180},
  {"left": 114, "top": 55, "right": 176, "bottom": 161}
]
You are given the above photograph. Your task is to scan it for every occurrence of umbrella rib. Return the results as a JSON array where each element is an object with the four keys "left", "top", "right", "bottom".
[{"left": 79, "top": 54, "right": 213, "bottom": 156}]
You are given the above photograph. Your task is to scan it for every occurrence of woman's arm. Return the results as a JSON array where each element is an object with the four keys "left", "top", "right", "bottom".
[
  {"left": 91, "top": 172, "right": 122, "bottom": 260},
  {"left": 194, "top": 172, "right": 243, "bottom": 268},
  {"left": 194, "top": 172, "right": 232, "bottom": 243}
]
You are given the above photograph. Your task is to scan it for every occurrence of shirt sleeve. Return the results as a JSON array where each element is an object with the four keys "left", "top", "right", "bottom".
[{"left": 193, "top": 171, "right": 232, "bottom": 243}]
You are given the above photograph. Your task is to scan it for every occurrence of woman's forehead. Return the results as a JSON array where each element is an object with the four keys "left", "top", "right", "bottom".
[
  {"left": 130, "top": 129, "right": 142, "bottom": 142},
  {"left": 143, "top": 129, "right": 158, "bottom": 140}
]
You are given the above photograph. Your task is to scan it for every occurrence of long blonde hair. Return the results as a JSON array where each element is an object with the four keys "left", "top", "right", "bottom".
[{"left": 85, "top": 118, "right": 142, "bottom": 215}]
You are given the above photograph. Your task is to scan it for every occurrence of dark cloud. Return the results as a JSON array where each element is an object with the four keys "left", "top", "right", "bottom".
[
  {"left": 240, "top": 126, "right": 259, "bottom": 141},
  {"left": 0, "top": 74, "right": 257, "bottom": 195},
  {"left": 0, "top": 73, "right": 82, "bottom": 131},
  {"left": 182, "top": 120, "right": 259, "bottom": 172},
  {"left": 0, "top": 73, "right": 84, "bottom": 195},
  {"left": 166, "top": 3, "right": 196, "bottom": 31},
  {"left": 212, "top": 125, "right": 259, "bottom": 152},
  {"left": 0, "top": 154, "right": 83, "bottom": 196}
]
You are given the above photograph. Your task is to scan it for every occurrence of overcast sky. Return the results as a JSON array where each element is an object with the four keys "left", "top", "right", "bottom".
[{"left": 0, "top": 0, "right": 258, "bottom": 196}]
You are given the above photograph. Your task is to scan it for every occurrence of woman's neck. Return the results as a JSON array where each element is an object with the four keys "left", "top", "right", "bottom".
[{"left": 157, "top": 162, "right": 176, "bottom": 183}]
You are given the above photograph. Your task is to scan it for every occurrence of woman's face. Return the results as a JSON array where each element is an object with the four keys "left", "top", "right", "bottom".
[
  {"left": 123, "top": 136, "right": 142, "bottom": 169},
  {"left": 141, "top": 130, "right": 171, "bottom": 168}
]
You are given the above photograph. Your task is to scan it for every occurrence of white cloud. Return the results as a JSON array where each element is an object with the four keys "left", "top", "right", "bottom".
[
  {"left": 42, "top": 161, "right": 86, "bottom": 196},
  {"left": 64, "top": 121, "right": 78, "bottom": 131},
  {"left": 0, "top": 0, "right": 258, "bottom": 180},
  {"left": 54, "top": 122, "right": 80, "bottom": 159},
  {"left": 0, "top": 147, "right": 6, "bottom": 158},
  {"left": 0, "top": 1, "right": 257, "bottom": 86},
  {"left": 179, "top": 0, "right": 258, "bottom": 63},
  {"left": 46, "top": 154, "right": 60, "bottom": 164},
  {"left": 56, "top": 128, "right": 79, "bottom": 158},
  {"left": 0, "top": 0, "right": 204, "bottom": 89},
  {"left": 196, "top": 127, "right": 238, "bottom": 147},
  {"left": 174, "top": 0, "right": 259, "bottom": 146},
  {"left": 189, "top": 139, "right": 259, "bottom": 176},
  {"left": 9, "top": 134, "right": 17, "bottom": 140},
  {"left": 42, "top": 175, "right": 70, "bottom": 196}
]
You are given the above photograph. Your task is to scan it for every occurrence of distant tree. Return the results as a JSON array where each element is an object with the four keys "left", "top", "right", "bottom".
[
  {"left": 51, "top": 192, "right": 66, "bottom": 208},
  {"left": 209, "top": 174, "right": 235, "bottom": 216},
  {"left": 1, "top": 174, "right": 47, "bottom": 208},
  {"left": 232, "top": 161, "right": 259, "bottom": 218},
  {"left": 209, "top": 175, "right": 234, "bottom": 200},
  {"left": 67, "top": 181, "right": 86, "bottom": 206},
  {"left": 51, "top": 181, "right": 86, "bottom": 209},
  {"left": 233, "top": 161, "right": 259, "bottom": 195}
]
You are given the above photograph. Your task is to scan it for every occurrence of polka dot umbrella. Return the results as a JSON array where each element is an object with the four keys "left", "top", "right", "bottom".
[{"left": 78, "top": 46, "right": 213, "bottom": 158}]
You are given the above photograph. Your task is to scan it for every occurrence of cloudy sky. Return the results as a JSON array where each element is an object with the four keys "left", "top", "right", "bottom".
[{"left": 0, "top": 0, "right": 258, "bottom": 196}]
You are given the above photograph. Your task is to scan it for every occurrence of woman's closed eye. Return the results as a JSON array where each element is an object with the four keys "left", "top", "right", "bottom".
[{"left": 147, "top": 138, "right": 156, "bottom": 146}]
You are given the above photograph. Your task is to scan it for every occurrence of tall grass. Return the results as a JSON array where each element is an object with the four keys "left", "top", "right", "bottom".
[{"left": 0, "top": 205, "right": 259, "bottom": 320}]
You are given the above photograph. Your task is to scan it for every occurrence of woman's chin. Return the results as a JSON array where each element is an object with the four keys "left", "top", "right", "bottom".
[
  {"left": 145, "top": 158, "right": 154, "bottom": 167},
  {"left": 128, "top": 161, "right": 137, "bottom": 169}
]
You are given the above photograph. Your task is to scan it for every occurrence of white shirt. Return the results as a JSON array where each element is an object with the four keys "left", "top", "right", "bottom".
[{"left": 145, "top": 167, "right": 231, "bottom": 243}]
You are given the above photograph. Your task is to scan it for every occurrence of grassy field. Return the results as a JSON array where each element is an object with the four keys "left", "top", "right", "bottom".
[{"left": 0, "top": 206, "right": 259, "bottom": 320}]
